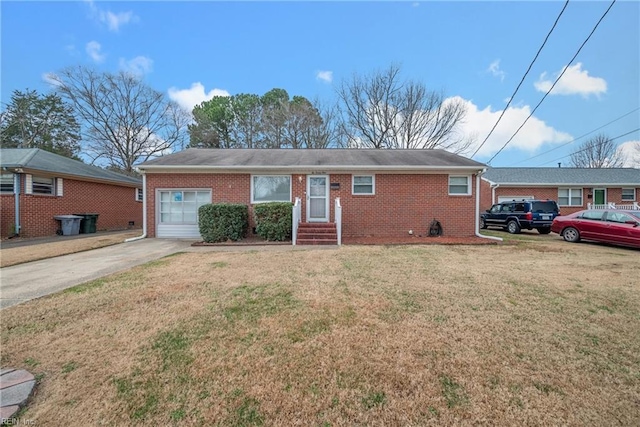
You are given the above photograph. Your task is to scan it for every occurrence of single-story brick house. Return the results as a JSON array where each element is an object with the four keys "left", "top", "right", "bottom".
[
  {"left": 136, "top": 148, "right": 489, "bottom": 243},
  {"left": 481, "top": 167, "right": 640, "bottom": 215},
  {"left": 1, "top": 148, "right": 143, "bottom": 238}
]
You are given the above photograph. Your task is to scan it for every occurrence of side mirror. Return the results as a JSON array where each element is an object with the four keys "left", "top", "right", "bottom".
[
  {"left": 486, "top": 209, "right": 491, "bottom": 213},
  {"left": 624, "top": 220, "right": 639, "bottom": 226}
]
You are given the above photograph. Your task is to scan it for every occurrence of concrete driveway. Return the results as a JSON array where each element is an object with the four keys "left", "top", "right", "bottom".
[{"left": 0, "top": 239, "right": 193, "bottom": 309}]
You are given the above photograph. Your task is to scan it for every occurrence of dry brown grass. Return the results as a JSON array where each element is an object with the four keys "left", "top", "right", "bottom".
[
  {"left": 0, "top": 231, "right": 140, "bottom": 267},
  {"left": 1, "top": 240, "right": 639, "bottom": 426}
]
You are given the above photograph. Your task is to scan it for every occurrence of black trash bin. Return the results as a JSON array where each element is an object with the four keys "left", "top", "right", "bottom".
[{"left": 74, "top": 213, "right": 99, "bottom": 234}]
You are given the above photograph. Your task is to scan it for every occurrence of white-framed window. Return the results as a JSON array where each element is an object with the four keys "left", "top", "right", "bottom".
[
  {"left": 448, "top": 175, "right": 471, "bottom": 195},
  {"left": 352, "top": 175, "right": 375, "bottom": 195},
  {"left": 0, "top": 174, "right": 14, "bottom": 193},
  {"left": 32, "top": 176, "right": 55, "bottom": 195},
  {"left": 558, "top": 188, "right": 583, "bottom": 206},
  {"left": 251, "top": 175, "right": 291, "bottom": 203},
  {"left": 621, "top": 188, "right": 636, "bottom": 201},
  {"left": 158, "top": 190, "right": 211, "bottom": 224},
  {"left": 136, "top": 188, "right": 143, "bottom": 202}
]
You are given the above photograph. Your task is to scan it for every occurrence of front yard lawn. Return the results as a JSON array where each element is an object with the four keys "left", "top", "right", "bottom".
[{"left": 1, "top": 241, "right": 639, "bottom": 425}]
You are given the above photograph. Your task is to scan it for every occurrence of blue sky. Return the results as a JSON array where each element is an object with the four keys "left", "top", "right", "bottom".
[{"left": 2, "top": 1, "right": 639, "bottom": 167}]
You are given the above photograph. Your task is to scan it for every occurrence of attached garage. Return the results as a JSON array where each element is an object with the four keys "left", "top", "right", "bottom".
[{"left": 156, "top": 189, "right": 211, "bottom": 238}]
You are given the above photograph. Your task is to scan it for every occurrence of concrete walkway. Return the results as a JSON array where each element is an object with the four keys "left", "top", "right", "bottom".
[
  {"left": 0, "top": 239, "right": 193, "bottom": 309},
  {"left": 0, "top": 238, "right": 334, "bottom": 309}
]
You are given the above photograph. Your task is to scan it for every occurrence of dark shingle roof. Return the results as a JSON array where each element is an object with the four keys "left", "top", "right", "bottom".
[
  {"left": 0, "top": 149, "right": 141, "bottom": 186},
  {"left": 483, "top": 167, "right": 640, "bottom": 186},
  {"left": 138, "top": 148, "right": 485, "bottom": 171}
]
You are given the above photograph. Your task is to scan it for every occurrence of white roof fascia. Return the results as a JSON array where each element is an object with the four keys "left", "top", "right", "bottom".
[
  {"left": 493, "top": 182, "right": 640, "bottom": 187},
  {"left": 137, "top": 165, "right": 484, "bottom": 173}
]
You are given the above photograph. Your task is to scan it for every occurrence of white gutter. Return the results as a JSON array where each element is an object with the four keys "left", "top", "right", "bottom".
[
  {"left": 137, "top": 165, "right": 483, "bottom": 172},
  {"left": 475, "top": 171, "right": 502, "bottom": 242},
  {"left": 125, "top": 172, "right": 147, "bottom": 242}
]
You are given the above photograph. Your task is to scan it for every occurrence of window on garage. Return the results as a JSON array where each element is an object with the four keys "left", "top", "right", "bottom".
[{"left": 159, "top": 190, "right": 211, "bottom": 224}]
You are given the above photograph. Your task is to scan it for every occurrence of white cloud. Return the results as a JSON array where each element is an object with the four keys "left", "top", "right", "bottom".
[
  {"left": 534, "top": 63, "right": 607, "bottom": 97},
  {"left": 42, "top": 72, "right": 61, "bottom": 87},
  {"left": 103, "top": 10, "right": 135, "bottom": 32},
  {"left": 167, "top": 82, "right": 231, "bottom": 112},
  {"left": 85, "top": 0, "right": 137, "bottom": 32},
  {"left": 119, "top": 56, "right": 153, "bottom": 76},
  {"left": 86, "top": 41, "right": 106, "bottom": 63},
  {"left": 451, "top": 96, "right": 573, "bottom": 158},
  {"left": 316, "top": 70, "right": 333, "bottom": 84},
  {"left": 618, "top": 140, "right": 640, "bottom": 168},
  {"left": 487, "top": 59, "right": 505, "bottom": 82},
  {"left": 412, "top": 2, "right": 420, "bottom": 7}
]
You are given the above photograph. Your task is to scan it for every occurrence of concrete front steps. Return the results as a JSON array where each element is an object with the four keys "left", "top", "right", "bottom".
[{"left": 296, "top": 222, "right": 338, "bottom": 245}]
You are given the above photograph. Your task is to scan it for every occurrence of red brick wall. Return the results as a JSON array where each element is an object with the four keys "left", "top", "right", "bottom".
[
  {"left": 0, "top": 175, "right": 142, "bottom": 238},
  {"left": 145, "top": 172, "right": 478, "bottom": 238},
  {"left": 481, "top": 185, "right": 640, "bottom": 215}
]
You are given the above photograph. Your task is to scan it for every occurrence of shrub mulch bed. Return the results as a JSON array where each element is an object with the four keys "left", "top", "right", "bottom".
[
  {"left": 192, "top": 235, "right": 498, "bottom": 246},
  {"left": 191, "top": 236, "right": 290, "bottom": 246},
  {"left": 342, "top": 235, "right": 498, "bottom": 245}
]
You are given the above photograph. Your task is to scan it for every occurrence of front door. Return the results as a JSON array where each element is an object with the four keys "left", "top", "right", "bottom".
[
  {"left": 594, "top": 188, "right": 606, "bottom": 205},
  {"left": 307, "top": 175, "right": 329, "bottom": 222}
]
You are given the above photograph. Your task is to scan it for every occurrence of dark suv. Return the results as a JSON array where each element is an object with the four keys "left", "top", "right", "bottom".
[{"left": 480, "top": 199, "right": 560, "bottom": 234}]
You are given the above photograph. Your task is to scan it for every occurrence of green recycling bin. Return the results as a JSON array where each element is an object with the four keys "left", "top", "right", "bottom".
[{"left": 74, "top": 213, "right": 99, "bottom": 234}]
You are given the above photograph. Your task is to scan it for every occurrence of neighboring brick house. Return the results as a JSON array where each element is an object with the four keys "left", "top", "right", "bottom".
[
  {"left": 136, "top": 148, "right": 488, "bottom": 243},
  {"left": 1, "top": 148, "right": 143, "bottom": 238},
  {"left": 481, "top": 167, "right": 640, "bottom": 215}
]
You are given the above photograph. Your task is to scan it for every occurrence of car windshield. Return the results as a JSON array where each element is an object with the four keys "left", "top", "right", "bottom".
[{"left": 531, "top": 201, "right": 558, "bottom": 213}]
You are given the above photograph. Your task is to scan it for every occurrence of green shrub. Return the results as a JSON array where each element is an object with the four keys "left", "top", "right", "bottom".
[
  {"left": 254, "top": 202, "right": 293, "bottom": 241},
  {"left": 198, "top": 203, "right": 248, "bottom": 243}
]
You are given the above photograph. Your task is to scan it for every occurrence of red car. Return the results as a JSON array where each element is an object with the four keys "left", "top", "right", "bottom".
[{"left": 551, "top": 209, "right": 640, "bottom": 249}]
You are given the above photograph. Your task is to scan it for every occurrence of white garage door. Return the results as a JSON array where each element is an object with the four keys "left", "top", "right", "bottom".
[
  {"left": 156, "top": 189, "right": 211, "bottom": 238},
  {"left": 498, "top": 195, "right": 534, "bottom": 203}
]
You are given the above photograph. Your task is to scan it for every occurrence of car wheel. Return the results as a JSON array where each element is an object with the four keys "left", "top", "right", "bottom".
[
  {"left": 562, "top": 227, "right": 580, "bottom": 243},
  {"left": 507, "top": 220, "right": 521, "bottom": 234},
  {"left": 480, "top": 218, "right": 487, "bottom": 229},
  {"left": 537, "top": 227, "right": 551, "bottom": 234}
]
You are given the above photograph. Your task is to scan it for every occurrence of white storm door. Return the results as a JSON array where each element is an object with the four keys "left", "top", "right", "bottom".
[{"left": 306, "top": 175, "right": 329, "bottom": 222}]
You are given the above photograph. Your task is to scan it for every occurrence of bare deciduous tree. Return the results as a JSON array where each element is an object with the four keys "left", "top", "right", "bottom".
[
  {"left": 50, "top": 66, "right": 189, "bottom": 173},
  {"left": 337, "top": 64, "right": 471, "bottom": 152},
  {"left": 570, "top": 134, "right": 625, "bottom": 168}
]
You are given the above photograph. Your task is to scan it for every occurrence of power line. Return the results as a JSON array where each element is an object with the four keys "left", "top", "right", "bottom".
[
  {"left": 486, "top": 0, "right": 617, "bottom": 164},
  {"left": 470, "top": 0, "right": 570, "bottom": 159},
  {"left": 536, "top": 127, "right": 640, "bottom": 166},
  {"left": 508, "top": 106, "right": 640, "bottom": 166}
]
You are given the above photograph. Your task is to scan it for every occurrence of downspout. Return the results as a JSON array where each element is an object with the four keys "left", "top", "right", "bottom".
[
  {"left": 491, "top": 183, "right": 500, "bottom": 204},
  {"left": 125, "top": 172, "right": 147, "bottom": 242},
  {"left": 475, "top": 171, "right": 502, "bottom": 242},
  {"left": 13, "top": 173, "right": 21, "bottom": 237}
]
